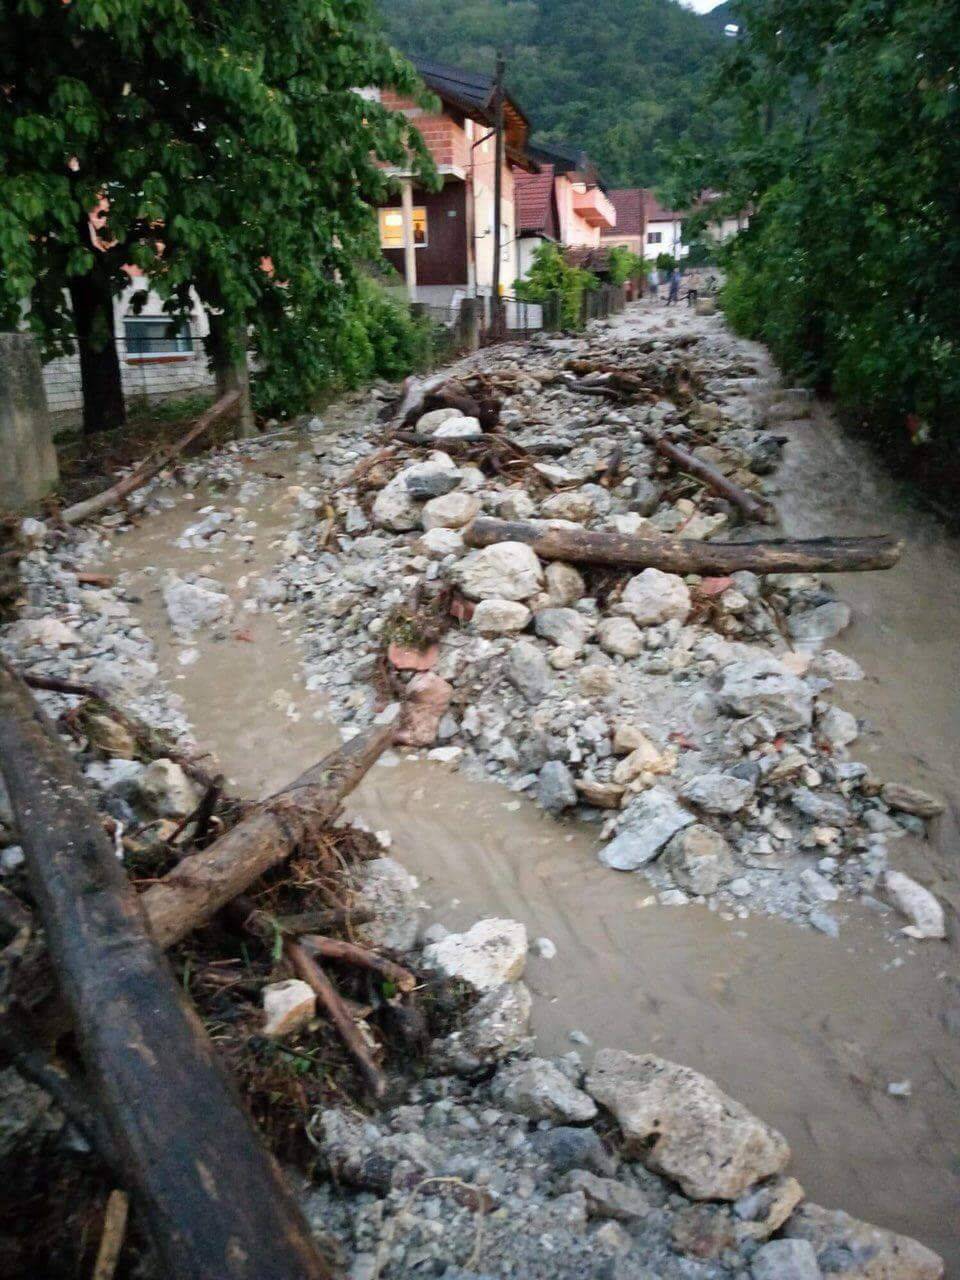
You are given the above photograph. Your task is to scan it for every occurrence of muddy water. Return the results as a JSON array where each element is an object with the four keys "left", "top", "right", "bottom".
[{"left": 111, "top": 312, "right": 959, "bottom": 1266}]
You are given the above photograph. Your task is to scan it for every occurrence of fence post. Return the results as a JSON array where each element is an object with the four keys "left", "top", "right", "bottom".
[
  {"left": 457, "top": 298, "right": 481, "bottom": 353},
  {"left": 0, "top": 333, "right": 59, "bottom": 513}
]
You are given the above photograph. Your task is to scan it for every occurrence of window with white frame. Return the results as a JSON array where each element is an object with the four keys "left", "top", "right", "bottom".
[
  {"left": 378, "top": 206, "right": 428, "bottom": 249},
  {"left": 647, "top": 230, "right": 663, "bottom": 245},
  {"left": 123, "top": 316, "right": 191, "bottom": 357}
]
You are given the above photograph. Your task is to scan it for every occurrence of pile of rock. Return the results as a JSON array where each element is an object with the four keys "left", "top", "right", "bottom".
[{"left": 304, "top": 912, "right": 943, "bottom": 1280}]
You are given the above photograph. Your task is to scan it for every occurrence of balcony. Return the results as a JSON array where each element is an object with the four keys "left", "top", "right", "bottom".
[{"left": 572, "top": 186, "right": 617, "bottom": 230}]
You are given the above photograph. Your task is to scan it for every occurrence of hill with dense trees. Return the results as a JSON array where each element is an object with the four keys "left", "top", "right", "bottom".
[{"left": 376, "top": 0, "right": 728, "bottom": 186}]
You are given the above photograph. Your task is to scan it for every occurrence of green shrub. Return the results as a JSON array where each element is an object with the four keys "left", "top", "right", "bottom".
[
  {"left": 606, "top": 246, "right": 645, "bottom": 286},
  {"left": 253, "top": 277, "right": 438, "bottom": 416},
  {"left": 516, "top": 242, "right": 597, "bottom": 330}
]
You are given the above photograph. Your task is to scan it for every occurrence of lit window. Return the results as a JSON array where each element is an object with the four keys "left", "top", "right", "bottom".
[
  {"left": 379, "top": 206, "right": 428, "bottom": 249},
  {"left": 647, "top": 230, "right": 662, "bottom": 245},
  {"left": 124, "top": 316, "right": 191, "bottom": 356}
]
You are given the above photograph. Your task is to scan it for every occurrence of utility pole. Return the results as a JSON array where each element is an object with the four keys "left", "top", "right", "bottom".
[{"left": 491, "top": 50, "right": 505, "bottom": 339}]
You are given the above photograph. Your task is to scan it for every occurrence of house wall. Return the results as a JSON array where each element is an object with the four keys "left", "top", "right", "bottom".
[
  {"left": 471, "top": 128, "right": 517, "bottom": 299},
  {"left": 42, "top": 280, "right": 214, "bottom": 430},
  {"left": 644, "top": 218, "right": 688, "bottom": 261},
  {"left": 380, "top": 90, "right": 470, "bottom": 175},
  {"left": 380, "top": 180, "right": 469, "bottom": 287},
  {"left": 555, "top": 175, "right": 602, "bottom": 248},
  {"left": 517, "top": 234, "right": 546, "bottom": 282},
  {"left": 602, "top": 234, "right": 644, "bottom": 256}
]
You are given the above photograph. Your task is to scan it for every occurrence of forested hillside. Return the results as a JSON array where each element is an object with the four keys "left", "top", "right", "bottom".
[{"left": 376, "top": 0, "right": 726, "bottom": 186}]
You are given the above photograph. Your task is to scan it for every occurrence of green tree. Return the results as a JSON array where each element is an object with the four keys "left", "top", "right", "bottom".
[
  {"left": 669, "top": 0, "right": 960, "bottom": 466},
  {"left": 0, "top": 0, "right": 430, "bottom": 432},
  {"left": 606, "top": 246, "right": 644, "bottom": 286},
  {"left": 515, "top": 241, "right": 596, "bottom": 329}
]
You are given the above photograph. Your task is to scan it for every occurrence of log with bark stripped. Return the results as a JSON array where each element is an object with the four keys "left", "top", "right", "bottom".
[
  {"left": 463, "top": 518, "right": 902, "bottom": 574},
  {"left": 141, "top": 722, "right": 395, "bottom": 949},
  {"left": 0, "top": 661, "right": 335, "bottom": 1280}
]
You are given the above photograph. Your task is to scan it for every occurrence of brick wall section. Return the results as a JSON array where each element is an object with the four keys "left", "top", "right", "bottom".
[{"left": 380, "top": 91, "right": 469, "bottom": 172}]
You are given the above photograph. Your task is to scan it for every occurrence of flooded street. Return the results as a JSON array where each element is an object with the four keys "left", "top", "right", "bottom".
[{"left": 110, "top": 303, "right": 959, "bottom": 1266}]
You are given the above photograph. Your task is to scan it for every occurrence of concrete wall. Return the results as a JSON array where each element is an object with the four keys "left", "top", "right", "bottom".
[{"left": 0, "top": 333, "right": 59, "bottom": 512}]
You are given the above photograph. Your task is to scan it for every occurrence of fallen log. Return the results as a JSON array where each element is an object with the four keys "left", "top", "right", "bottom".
[
  {"left": 60, "top": 389, "right": 240, "bottom": 526},
  {"left": 463, "top": 518, "right": 903, "bottom": 575},
  {"left": 394, "top": 431, "right": 569, "bottom": 458},
  {"left": 648, "top": 433, "right": 773, "bottom": 524},
  {"left": 0, "top": 662, "right": 334, "bottom": 1280},
  {"left": 141, "top": 723, "right": 395, "bottom": 949}
]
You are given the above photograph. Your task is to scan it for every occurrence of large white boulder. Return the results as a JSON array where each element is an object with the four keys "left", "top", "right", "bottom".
[
  {"left": 421, "top": 491, "right": 480, "bottom": 530},
  {"left": 471, "top": 598, "right": 531, "bottom": 635},
  {"left": 422, "top": 918, "right": 527, "bottom": 992},
  {"left": 585, "top": 1050, "right": 791, "bottom": 1200},
  {"left": 615, "top": 568, "right": 691, "bottom": 626},
  {"left": 454, "top": 541, "right": 544, "bottom": 601}
]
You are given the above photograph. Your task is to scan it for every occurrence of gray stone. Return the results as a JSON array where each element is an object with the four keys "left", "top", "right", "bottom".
[
  {"left": 880, "top": 783, "right": 944, "bottom": 819},
  {"left": 455, "top": 542, "right": 544, "bottom": 601},
  {"left": 417, "top": 406, "right": 464, "bottom": 434},
  {"left": 534, "top": 607, "right": 594, "bottom": 653},
  {"left": 598, "top": 787, "right": 694, "bottom": 871},
  {"left": 586, "top": 1050, "right": 790, "bottom": 1201},
  {"left": 136, "top": 758, "right": 201, "bottom": 818},
  {"left": 422, "top": 918, "right": 527, "bottom": 991},
  {"left": 538, "top": 761, "right": 578, "bottom": 814},
  {"left": 432, "top": 982, "right": 533, "bottom": 1076},
  {"left": 541, "top": 490, "right": 595, "bottom": 523},
  {"left": 560, "top": 1170, "right": 650, "bottom": 1221},
  {"left": 491, "top": 1057, "right": 597, "bottom": 1124},
  {"left": 791, "top": 788, "right": 851, "bottom": 825},
  {"left": 434, "top": 415, "right": 483, "bottom": 439},
  {"left": 353, "top": 857, "right": 421, "bottom": 952},
  {"left": 663, "top": 824, "right": 735, "bottom": 895},
  {"left": 404, "top": 468, "right": 462, "bottom": 500},
  {"left": 530, "top": 1126, "right": 618, "bottom": 1178},
  {"left": 800, "top": 869, "right": 839, "bottom": 903},
  {"left": 751, "top": 1239, "right": 821, "bottom": 1280},
  {"left": 163, "top": 576, "right": 232, "bottom": 633},
  {"left": 783, "top": 1202, "right": 943, "bottom": 1279},
  {"left": 630, "top": 478, "right": 661, "bottom": 516},
  {"left": 506, "top": 641, "right": 554, "bottom": 702},
  {"left": 681, "top": 771, "right": 755, "bottom": 814},
  {"left": 883, "top": 870, "right": 945, "bottom": 939},
  {"left": 471, "top": 598, "right": 531, "bottom": 635},
  {"left": 817, "top": 704, "right": 859, "bottom": 749},
  {"left": 717, "top": 655, "right": 813, "bottom": 730},
  {"left": 544, "top": 561, "right": 586, "bottom": 606},
  {"left": 787, "top": 601, "right": 852, "bottom": 643}
]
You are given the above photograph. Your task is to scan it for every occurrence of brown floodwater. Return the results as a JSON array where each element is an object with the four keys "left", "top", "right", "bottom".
[{"left": 109, "top": 305, "right": 959, "bottom": 1268}]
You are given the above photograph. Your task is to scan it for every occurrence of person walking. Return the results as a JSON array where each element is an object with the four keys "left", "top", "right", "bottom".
[
  {"left": 648, "top": 267, "right": 659, "bottom": 300},
  {"left": 667, "top": 264, "right": 681, "bottom": 305}
]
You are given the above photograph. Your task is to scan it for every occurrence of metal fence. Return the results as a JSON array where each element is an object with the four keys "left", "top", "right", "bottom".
[{"left": 44, "top": 336, "right": 216, "bottom": 432}]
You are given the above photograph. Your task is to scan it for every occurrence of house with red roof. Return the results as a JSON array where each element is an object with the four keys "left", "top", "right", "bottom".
[
  {"left": 603, "top": 188, "right": 750, "bottom": 263},
  {"left": 514, "top": 141, "right": 617, "bottom": 283}
]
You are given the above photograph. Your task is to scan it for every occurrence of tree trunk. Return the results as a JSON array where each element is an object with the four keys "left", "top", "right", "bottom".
[
  {"left": 69, "top": 273, "right": 125, "bottom": 435},
  {"left": 463, "top": 518, "right": 903, "bottom": 574},
  {"left": 207, "top": 311, "right": 256, "bottom": 438},
  {"left": 0, "top": 662, "right": 335, "bottom": 1280}
]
